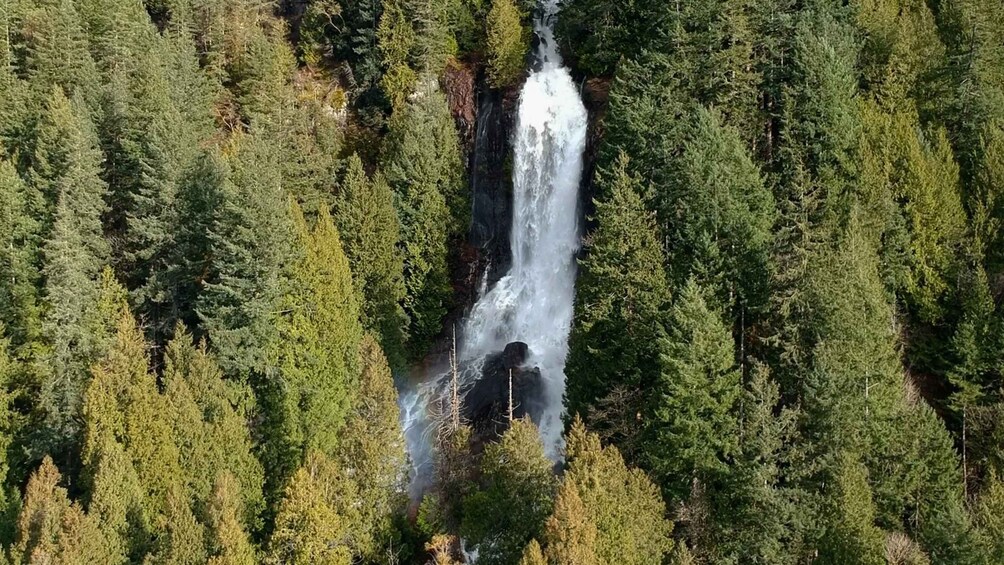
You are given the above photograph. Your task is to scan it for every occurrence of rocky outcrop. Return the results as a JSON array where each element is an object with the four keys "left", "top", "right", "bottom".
[
  {"left": 443, "top": 61, "right": 477, "bottom": 156},
  {"left": 460, "top": 341, "right": 544, "bottom": 443}
]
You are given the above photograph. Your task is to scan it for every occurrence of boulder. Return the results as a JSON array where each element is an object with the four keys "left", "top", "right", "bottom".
[{"left": 460, "top": 342, "right": 544, "bottom": 443}]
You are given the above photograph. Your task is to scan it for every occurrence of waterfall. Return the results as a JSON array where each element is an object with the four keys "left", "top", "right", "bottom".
[{"left": 400, "top": 0, "right": 587, "bottom": 494}]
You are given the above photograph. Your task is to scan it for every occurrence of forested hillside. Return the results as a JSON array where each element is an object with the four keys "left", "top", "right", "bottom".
[{"left": 0, "top": 0, "right": 1001, "bottom": 563}]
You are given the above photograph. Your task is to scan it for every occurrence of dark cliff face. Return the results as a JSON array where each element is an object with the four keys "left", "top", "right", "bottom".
[
  {"left": 427, "top": 64, "right": 521, "bottom": 364},
  {"left": 444, "top": 64, "right": 522, "bottom": 314},
  {"left": 468, "top": 75, "right": 521, "bottom": 290}
]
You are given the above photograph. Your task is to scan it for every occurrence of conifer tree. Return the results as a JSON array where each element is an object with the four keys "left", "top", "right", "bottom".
[
  {"left": 0, "top": 159, "right": 43, "bottom": 354},
  {"left": 485, "top": 0, "right": 528, "bottom": 88},
  {"left": 75, "top": 20, "right": 205, "bottom": 346},
  {"left": 974, "top": 472, "right": 1004, "bottom": 562},
  {"left": 267, "top": 454, "right": 351, "bottom": 565},
  {"left": 75, "top": 0, "right": 155, "bottom": 76},
  {"left": 35, "top": 89, "right": 112, "bottom": 464},
  {"left": 936, "top": 0, "right": 1004, "bottom": 260},
  {"left": 781, "top": 7, "right": 861, "bottom": 219},
  {"left": 377, "top": 0, "right": 419, "bottom": 110},
  {"left": 542, "top": 480, "right": 599, "bottom": 565},
  {"left": 858, "top": 95, "right": 966, "bottom": 323},
  {"left": 668, "top": 0, "right": 763, "bottom": 142},
  {"left": 145, "top": 487, "right": 207, "bottom": 565},
  {"left": 381, "top": 83, "right": 466, "bottom": 356},
  {"left": 712, "top": 364, "right": 799, "bottom": 564},
  {"left": 798, "top": 214, "right": 902, "bottom": 458},
  {"left": 0, "top": 330, "right": 18, "bottom": 541},
  {"left": 11, "top": 457, "right": 115, "bottom": 565},
  {"left": 333, "top": 155, "right": 408, "bottom": 368},
  {"left": 566, "top": 153, "right": 670, "bottom": 456},
  {"left": 259, "top": 203, "right": 362, "bottom": 511},
  {"left": 518, "top": 540, "right": 547, "bottom": 565},
  {"left": 644, "top": 279, "right": 741, "bottom": 502},
  {"left": 206, "top": 472, "right": 257, "bottom": 565},
  {"left": 159, "top": 150, "right": 227, "bottom": 336},
  {"left": 301, "top": 0, "right": 383, "bottom": 97},
  {"left": 816, "top": 454, "right": 885, "bottom": 565},
  {"left": 81, "top": 309, "right": 181, "bottom": 532},
  {"left": 29, "top": 88, "right": 107, "bottom": 237},
  {"left": 162, "top": 326, "right": 264, "bottom": 529},
  {"left": 593, "top": 54, "right": 688, "bottom": 209},
  {"left": 197, "top": 134, "right": 294, "bottom": 378},
  {"left": 555, "top": 0, "right": 673, "bottom": 76},
  {"left": 424, "top": 425, "right": 476, "bottom": 533},
  {"left": 771, "top": 19, "right": 878, "bottom": 388},
  {"left": 83, "top": 436, "right": 145, "bottom": 561},
  {"left": 333, "top": 335, "right": 407, "bottom": 559},
  {"left": 0, "top": 5, "right": 29, "bottom": 155},
  {"left": 19, "top": 0, "right": 99, "bottom": 100},
  {"left": 563, "top": 417, "right": 673, "bottom": 565},
  {"left": 668, "top": 107, "right": 776, "bottom": 314},
  {"left": 461, "top": 418, "right": 556, "bottom": 565},
  {"left": 228, "top": 18, "right": 297, "bottom": 130}
]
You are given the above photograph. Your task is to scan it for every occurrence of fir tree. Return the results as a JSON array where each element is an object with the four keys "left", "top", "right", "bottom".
[
  {"left": 197, "top": 134, "right": 294, "bottom": 378},
  {"left": 781, "top": 7, "right": 862, "bottom": 220},
  {"left": 974, "top": 472, "right": 1004, "bottom": 562},
  {"left": 301, "top": 0, "right": 383, "bottom": 98},
  {"left": 566, "top": 153, "right": 670, "bottom": 456},
  {"left": 816, "top": 454, "right": 885, "bottom": 565},
  {"left": 555, "top": 0, "right": 673, "bottom": 76},
  {"left": 0, "top": 329, "right": 18, "bottom": 542},
  {"left": 669, "top": 0, "right": 763, "bottom": 141},
  {"left": 35, "top": 89, "right": 112, "bottom": 464},
  {"left": 461, "top": 418, "right": 556, "bottom": 565},
  {"left": 332, "top": 155, "right": 408, "bottom": 368},
  {"left": 381, "top": 82, "right": 466, "bottom": 356},
  {"left": 858, "top": 96, "right": 966, "bottom": 323},
  {"left": 593, "top": 53, "right": 689, "bottom": 210},
  {"left": 83, "top": 436, "right": 145, "bottom": 562},
  {"left": 668, "top": 107, "right": 776, "bottom": 315},
  {"left": 711, "top": 364, "right": 800, "bottom": 564},
  {"left": 0, "top": 159, "right": 43, "bottom": 355},
  {"left": 19, "top": 0, "right": 99, "bottom": 100},
  {"left": 644, "top": 279, "right": 741, "bottom": 503}
]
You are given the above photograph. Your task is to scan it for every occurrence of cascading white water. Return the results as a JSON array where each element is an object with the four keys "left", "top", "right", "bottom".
[
  {"left": 459, "top": 2, "right": 587, "bottom": 455},
  {"left": 400, "top": 0, "right": 587, "bottom": 492}
]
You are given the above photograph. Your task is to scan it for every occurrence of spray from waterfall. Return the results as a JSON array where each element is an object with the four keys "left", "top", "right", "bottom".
[{"left": 399, "top": 0, "right": 587, "bottom": 495}]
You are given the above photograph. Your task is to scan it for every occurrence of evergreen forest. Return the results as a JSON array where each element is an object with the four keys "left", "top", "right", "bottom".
[{"left": 0, "top": 0, "right": 1002, "bottom": 563}]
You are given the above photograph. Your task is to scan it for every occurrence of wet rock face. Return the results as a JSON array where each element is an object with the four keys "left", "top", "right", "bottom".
[
  {"left": 469, "top": 76, "right": 521, "bottom": 290},
  {"left": 461, "top": 341, "right": 544, "bottom": 442}
]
